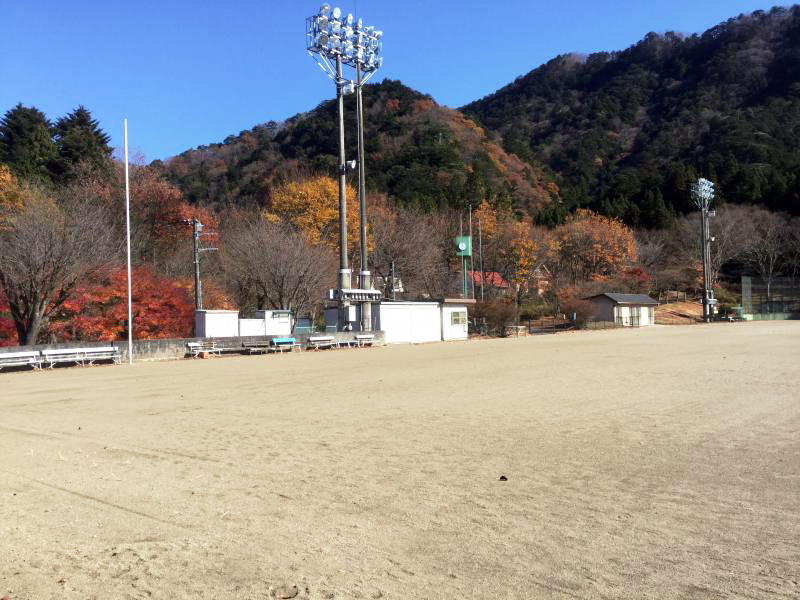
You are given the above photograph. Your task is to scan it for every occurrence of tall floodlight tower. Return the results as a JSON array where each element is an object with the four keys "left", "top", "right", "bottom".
[
  {"left": 354, "top": 19, "right": 384, "bottom": 331},
  {"left": 306, "top": 4, "right": 382, "bottom": 330},
  {"left": 691, "top": 177, "right": 716, "bottom": 322}
]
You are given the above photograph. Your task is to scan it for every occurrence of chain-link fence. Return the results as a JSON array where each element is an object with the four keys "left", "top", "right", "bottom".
[{"left": 741, "top": 276, "right": 800, "bottom": 319}]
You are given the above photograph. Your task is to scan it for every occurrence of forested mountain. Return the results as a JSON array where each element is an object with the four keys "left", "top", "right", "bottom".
[
  {"left": 464, "top": 5, "right": 800, "bottom": 227},
  {"left": 159, "top": 80, "right": 557, "bottom": 216}
]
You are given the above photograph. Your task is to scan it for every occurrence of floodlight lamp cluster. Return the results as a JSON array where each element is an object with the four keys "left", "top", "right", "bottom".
[
  {"left": 691, "top": 177, "right": 715, "bottom": 207},
  {"left": 306, "top": 3, "right": 384, "bottom": 72}
]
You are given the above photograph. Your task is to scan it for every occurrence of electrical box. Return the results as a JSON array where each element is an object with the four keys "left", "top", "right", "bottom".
[{"left": 455, "top": 236, "right": 472, "bottom": 257}]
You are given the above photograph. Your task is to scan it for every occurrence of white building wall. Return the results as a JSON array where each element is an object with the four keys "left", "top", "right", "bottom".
[
  {"left": 377, "top": 302, "right": 442, "bottom": 344},
  {"left": 238, "top": 318, "right": 266, "bottom": 336},
  {"left": 257, "top": 310, "right": 293, "bottom": 336},
  {"left": 195, "top": 310, "right": 239, "bottom": 338}
]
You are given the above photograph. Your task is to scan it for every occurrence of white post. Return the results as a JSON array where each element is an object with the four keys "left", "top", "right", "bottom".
[{"left": 124, "top": 119, "right": 133, "bottom": 365}]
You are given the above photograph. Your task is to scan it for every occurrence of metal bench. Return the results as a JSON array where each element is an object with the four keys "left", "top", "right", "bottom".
[
  {"left": 308, "top": 335, "right": 337, "bottom": 350},
  {"left": 268, "top": 337, "right": 300, "bottom": 353},
  {"left": 355, "top": 334, "right": 375, "bottom": 347},
  {"left": 186, "top": 341, "right": 222, "bottom": 358},
  {"left": 0, "top": 350, "right": 42, "bottom": 371},
  {"left": 41, "top": 346, "right": 121, "bottom": 368}
]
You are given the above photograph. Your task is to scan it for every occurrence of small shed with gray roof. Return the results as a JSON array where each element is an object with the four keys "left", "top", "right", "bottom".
[{"left": 584, "top": 293, "right": 658, "bottom": 326}]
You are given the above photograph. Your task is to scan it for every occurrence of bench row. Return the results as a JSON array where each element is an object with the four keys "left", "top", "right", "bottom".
[
  {"left": 187, "top": 334, "right": 375, "bottom": 357},
  {"left": 0, "top": 347, "right": 121, "bottom": 370},
  {"left": 0, "top": 334, "right": 378, "bottom": 371}
]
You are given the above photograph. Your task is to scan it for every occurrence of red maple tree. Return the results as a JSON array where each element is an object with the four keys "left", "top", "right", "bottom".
[{"left": 47, "top": 267, "right": 194, "bottom": 342}]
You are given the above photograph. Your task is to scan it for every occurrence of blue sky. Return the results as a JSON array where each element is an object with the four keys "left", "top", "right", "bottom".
[{"left": 0, "top": 0, "right": 783, "bottom": 161}]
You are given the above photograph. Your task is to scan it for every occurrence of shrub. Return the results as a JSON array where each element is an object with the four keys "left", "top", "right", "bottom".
[
  {"left": 560, "top": 298, "right": 596, "bottom": 328},
  {"left": 473, "top": 299, "right": 517, "bottom": 336}
]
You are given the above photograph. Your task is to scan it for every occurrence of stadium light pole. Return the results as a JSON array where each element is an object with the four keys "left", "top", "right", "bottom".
[
  {"left": 307, "top": 4, "right": 383, "bottom": 330},
  {"left": 692, "top": 177, "right": 716, "bottom": 323}
]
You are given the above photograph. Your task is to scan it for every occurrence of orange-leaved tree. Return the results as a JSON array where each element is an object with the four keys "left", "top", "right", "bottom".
[
  {"left": 498, "top": 219, "right": 544, "bottom": 320},
  {"left": 48, "top": 266, "right": 195, "bottom": 342},
  {"left": 552, "top": 209, "right": 637, "bottom": 285},
  {"left": 130, "top": 166, "right": 217, "bottom": 263}
]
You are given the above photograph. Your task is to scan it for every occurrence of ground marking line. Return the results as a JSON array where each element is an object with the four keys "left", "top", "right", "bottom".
[
  {"left": 0, "top": 467, "right": 189, "bottom": 530},
  {"left": 0, "top": 424, "right": 219, "bottom": 464}
]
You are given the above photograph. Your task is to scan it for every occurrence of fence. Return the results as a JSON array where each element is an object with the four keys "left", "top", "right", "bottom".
[
  {"left": 527, "top": 317, "right": 573, "bottom": 335},
  {"left": 658, "top": 290, "right": 690, "bottom": 303},
  {"left": 741, "top": 276, "right": 800, "bottom": 319}
]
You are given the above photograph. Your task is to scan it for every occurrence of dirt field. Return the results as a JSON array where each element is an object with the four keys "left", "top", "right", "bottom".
[{"left": 1, "top": 322, "right": 798, "bottom": 599}]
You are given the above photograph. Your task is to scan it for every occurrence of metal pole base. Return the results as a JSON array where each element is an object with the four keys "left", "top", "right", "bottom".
[
  {"left": 359, "top": 270, "right": 373, "bottom": 332},
  {"left": 338, "top": 268, "right": 352, "bottom": 290}
]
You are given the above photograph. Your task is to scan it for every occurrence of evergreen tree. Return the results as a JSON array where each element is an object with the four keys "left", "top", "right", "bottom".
[
  {"left": 52, "top": 106, "right": 113, "bottom": 182},
  {"left": 0, "top": 103, "right": 57, "bottom": 182}
]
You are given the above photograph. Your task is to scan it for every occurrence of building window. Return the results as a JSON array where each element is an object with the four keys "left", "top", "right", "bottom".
[
  {"left": 451, "top": 311, "right": 467, "bottom": 326},
  {"left": 648, "top": 306, "right": 654, "bottom": 322},
  {"left": 272, "top": 312, "right": 290, "bottom": 322}
]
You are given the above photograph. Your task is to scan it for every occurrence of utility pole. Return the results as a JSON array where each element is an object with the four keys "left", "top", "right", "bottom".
[
  {"left": 478, "top": 217, "right": 484, "bottom": 301},
  {"left": 468, "top": 204, "right": 475, "bottom": 299},
  {"left": 692, "top": 178, "right": 716, "bottom": 322},
  {"left": 188, "top": 218, "right": 217, "bottom": 311},
  {"left": 390, "top": 261, "right": 396, "bottom": 301},
  {"left": 460, "top": 214, "right": 466, "bottom": 298},
  {"left": 192, "top": 219, "right": 203, "bottom": 310}
]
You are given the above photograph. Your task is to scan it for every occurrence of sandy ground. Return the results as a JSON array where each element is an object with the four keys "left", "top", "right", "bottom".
[{"left": 1, "top": 322, "right": 798, "bottom": 600}]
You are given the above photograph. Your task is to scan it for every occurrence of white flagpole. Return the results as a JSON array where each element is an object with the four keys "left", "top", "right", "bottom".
[{"left": 124, "top": 119, "right": 133, "bottom": 365}]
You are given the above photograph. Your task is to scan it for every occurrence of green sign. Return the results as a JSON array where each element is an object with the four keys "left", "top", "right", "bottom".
[{"left": 455, "top": 236, "right": 472, "bottom": 257}]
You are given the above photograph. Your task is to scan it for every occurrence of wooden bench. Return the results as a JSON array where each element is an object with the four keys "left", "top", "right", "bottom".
[
  {"left": 0, "top": 350, "right": 42, "bottom": 371},
  {"left": 186, "top": 341, "right": 222, "bottom": 358},
  {"left": 308, "top": 335, "right": 337, "bottom": 350},
  {"left": 355, "top": 334, "right": 375, "bottom": 348},
  {"left": 41, "top": 346, "right": 121, "bottom": 368},
  {"left": 242, "top": 341, "right": 271, "bottom": 354},
  {"left": 268, "top": 337, "right": 300, "bottom": 353}
]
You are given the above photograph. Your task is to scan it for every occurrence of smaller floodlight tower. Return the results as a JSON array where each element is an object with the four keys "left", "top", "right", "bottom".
[
  {"left": 306, "top": 4, "right": 383, "bottom": 330},
  {"left": 691, "top": 177, "right": 717, "bottom": 322}
]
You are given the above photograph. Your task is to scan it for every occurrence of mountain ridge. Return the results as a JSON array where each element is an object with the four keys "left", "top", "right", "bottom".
[{"left": 160, "top": 5, "right": 800, "bottom": 226}]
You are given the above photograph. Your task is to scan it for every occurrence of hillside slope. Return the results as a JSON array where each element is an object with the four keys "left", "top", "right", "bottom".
[
  {"left": 464, "top": 6, "right": 800, "bottom": 226},
  {"left": 159, "top": 80, "right": 556, "bottom": 216}
]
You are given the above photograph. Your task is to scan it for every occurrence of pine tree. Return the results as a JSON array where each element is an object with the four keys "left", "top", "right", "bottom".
[
  {"left": 0, "top": 103, "right": 57, "bottom": 182},
  {"left": 52, "top": 106, "right": 113, "bottom": 182}
]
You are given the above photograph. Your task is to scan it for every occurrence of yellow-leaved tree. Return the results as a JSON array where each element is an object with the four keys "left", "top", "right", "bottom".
[
  {"left": 499, "top": 219, "right": 543, "bottom": 321},
  {"left": 0, "top": 165, "right": 25, "bottom": 226},
  {"left": 265, "top": 176, "right": 361, "bottom": 256}
]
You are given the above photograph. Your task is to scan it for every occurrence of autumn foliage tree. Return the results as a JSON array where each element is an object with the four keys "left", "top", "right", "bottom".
[
  {"left": 0, "top": 287, "right": 15, "bottom": 347},
  {"left": 0, "top": 185, "right": 117, "bottom": 344},
  {"left": 48, "top": 267, "right": 194, "bottom": 342},
  {"left": 264, "top": 176, "right": 360, "bottom": 258},
  {"left": 552, "top": 210, "right": 638, "bottom": 286},
  {"left": 498, "top": 219, "right": 543, "bottom": 320}
]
